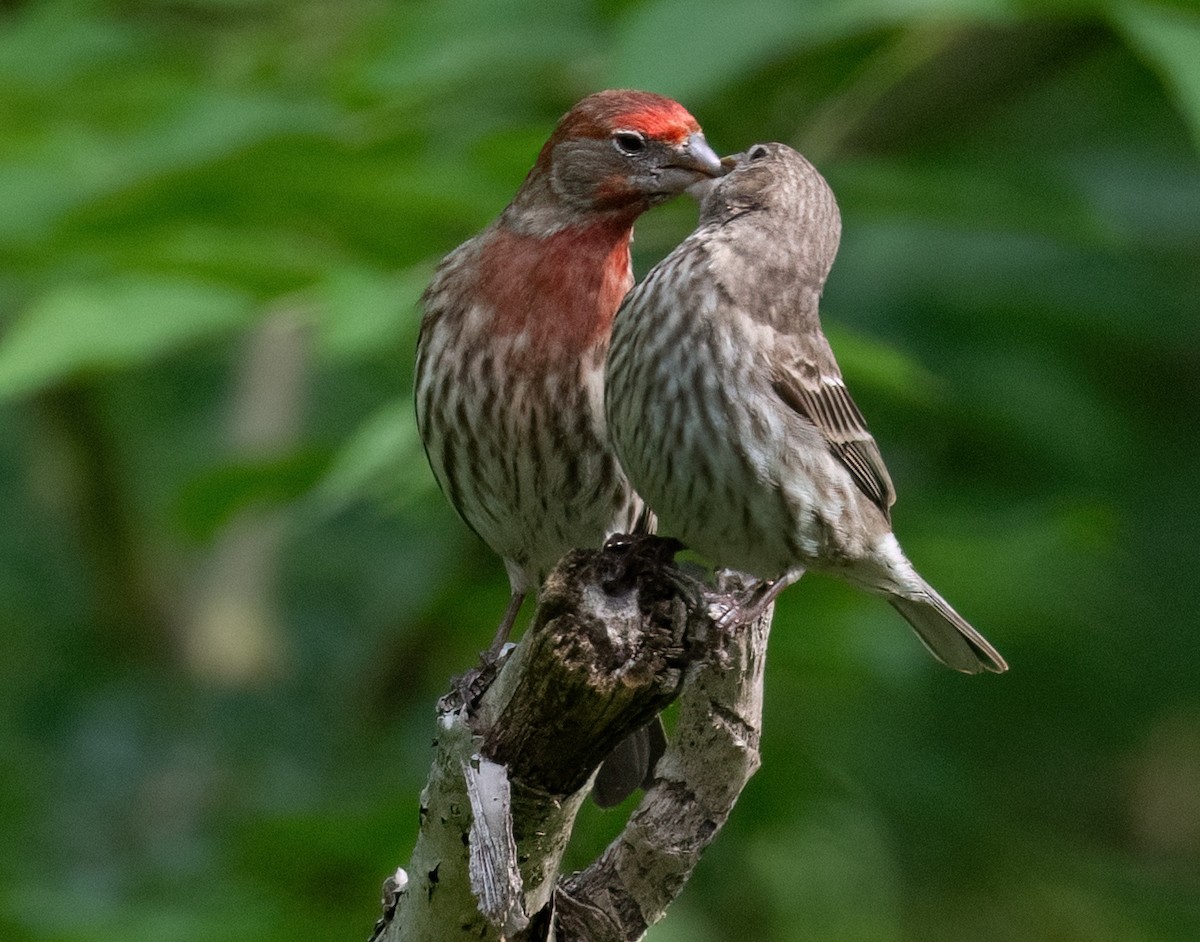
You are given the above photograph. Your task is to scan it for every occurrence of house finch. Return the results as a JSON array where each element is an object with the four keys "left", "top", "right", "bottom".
[
  {"left": 605, "top": 143, "right": 1007, "bottom": 674},
  {"left": 414, "top": 91, "right": 723, "bottom": 803}
]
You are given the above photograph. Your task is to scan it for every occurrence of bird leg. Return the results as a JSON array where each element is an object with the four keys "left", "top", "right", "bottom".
[
  {"left": 445, "top": 591, "right": 528, "bottom": 712},
  {"left": 485, "top": 591, "right": 527, "bottom": 662}
]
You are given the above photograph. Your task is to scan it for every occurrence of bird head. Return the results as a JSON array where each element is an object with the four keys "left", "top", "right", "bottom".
[
  {"left": 526, "top": 90, "right": 723, "bottom": 217},
  {"left": 700, "top": 142, "right": 842, "bottom": 283}
]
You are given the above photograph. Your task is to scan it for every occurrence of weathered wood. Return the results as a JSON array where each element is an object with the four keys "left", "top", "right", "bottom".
[
  {"left": 553, "top": 575, "right": 770, "bottom": 940},
  {"left": 377, "top": 539, "right": 769, "bottom": 942},
  {"left": 480, "top": 540, "right": 697, "bottom": 795}
]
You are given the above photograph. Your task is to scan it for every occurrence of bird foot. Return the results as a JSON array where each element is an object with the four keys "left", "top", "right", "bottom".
[
  {"left": 444, "top": 642, "right": 514, "bottom": 713},
  {"left": 708, "top": 575, "right": 790, "bottom": 632}
]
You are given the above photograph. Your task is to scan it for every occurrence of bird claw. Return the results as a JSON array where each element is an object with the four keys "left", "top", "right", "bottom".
[
  {"left": 707, "top": 592, "right": 746, "bottom": 632},
  {"left": 444, "top": 642, "right": 514, "bottom": 713},
  {"left": 707, "top": 575, "right": 787, "bottom": 633}
]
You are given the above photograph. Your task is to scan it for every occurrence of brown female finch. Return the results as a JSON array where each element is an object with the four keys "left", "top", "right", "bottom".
[{"left": 605, "top": 143, "right": 1007, "bottom": 674}]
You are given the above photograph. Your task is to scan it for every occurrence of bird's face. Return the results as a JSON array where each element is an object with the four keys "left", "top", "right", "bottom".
[
  {"left": 700, "top": 142, "right": 836, "bottom": 220},
  {"left": 540, "top": 90, "right": 723, "bottom": 213},
  {"left": 701, "top": 143, "right": 779, "bottom": 214},
  {"left": 700, "top": 142, "right": 842, "bottom": 284}
]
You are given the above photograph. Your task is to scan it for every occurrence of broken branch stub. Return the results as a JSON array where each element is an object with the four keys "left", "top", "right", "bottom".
[
  {"left": 379, "top": 539, "right": 768, "bottom": 942},
  {"left": 480, "top": 540, "right": 699, "bottom": 797}
]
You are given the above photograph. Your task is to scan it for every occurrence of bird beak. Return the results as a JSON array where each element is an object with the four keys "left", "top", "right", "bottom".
[
  {"left": 682, "top": 142, "right": 735, "bottom": 201},
  {"left": 673, "top": 133, "right": 724, "bottom": 178}
]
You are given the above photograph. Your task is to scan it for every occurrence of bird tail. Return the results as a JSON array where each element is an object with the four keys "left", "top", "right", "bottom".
[
  {"left": 889, "top": 581, "right": 1008, "bottom": 674},
  {"left": 592, "top": 716, "right": 668, "bottom": 808}
]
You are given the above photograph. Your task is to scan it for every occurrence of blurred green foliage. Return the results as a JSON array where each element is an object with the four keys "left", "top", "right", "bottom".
[{"left": 1, "top": 1, "right": 1198, "bottom": 939}]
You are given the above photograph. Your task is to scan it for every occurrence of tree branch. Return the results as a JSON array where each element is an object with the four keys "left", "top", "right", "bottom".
[{"left": 375, "top": 538, "right": 770, "bottom": 941}]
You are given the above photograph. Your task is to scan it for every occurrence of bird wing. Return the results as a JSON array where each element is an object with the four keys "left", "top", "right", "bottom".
[{"left": 771, "top": 367, "right": 897, "bottom": 519}]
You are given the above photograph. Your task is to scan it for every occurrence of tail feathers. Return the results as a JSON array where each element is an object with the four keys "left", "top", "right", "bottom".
[
  {"left": 592, "top": 715, "right": 668, "bottom": 808},
  {"left": 889, "top": 583, "right": 1008, "bottom": 674}
]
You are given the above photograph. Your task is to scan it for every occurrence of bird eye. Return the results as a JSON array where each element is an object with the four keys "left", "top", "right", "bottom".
[
  {"left": 747, "top": 145, "right": 770, "bottom": 161},
  {"left": 613, "top": 131, "right": 647, "bottom": 156}
]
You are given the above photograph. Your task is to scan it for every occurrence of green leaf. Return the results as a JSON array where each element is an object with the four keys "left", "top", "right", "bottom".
[
  {"left": 175, "top": 450, "right": 333, "bottom": 543},
  {"left": 0, "top": 4, "right": 138, "bottom": 89},
  {"left": 0, "top": 91, "right": 335, "bottom": 248},
  {"left": 313, "top": 264, "right": 430, "bottom": 363},
  {"left": 1113, "top": 2, "right": 1200, "bottom": 151},
  {"left": 823, "top": 324, "right": 938, "bottom": 405},
  {"left": 609, "top": 0, "right": 1015, "bottom": 101},
  {"left": 309, "top": 398, "right": 434, "bottom": 516},
  {"left": 360, "top": 0, "right": 597, "bottom": 101},
  {"left": 0, "top": 275, "right": 256, "bottom": 399}
]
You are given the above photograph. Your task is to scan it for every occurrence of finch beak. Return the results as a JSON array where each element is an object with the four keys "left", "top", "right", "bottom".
[
  {"left": 673, "top": 132, "right": 724, "bottom": 178},
  {"left": 682, "top": 140, "right": 734, "bottom": 202}
]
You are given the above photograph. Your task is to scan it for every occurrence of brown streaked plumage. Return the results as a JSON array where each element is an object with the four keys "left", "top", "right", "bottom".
[
  {"left": 416, "top": 89, "right": 721, "bottom": 645},
  {"left": 414, "top": 91, "right": 722, "bottom": 804},
  {"left": 605, "top": 142, "right": 1007, "bottom": 674}
]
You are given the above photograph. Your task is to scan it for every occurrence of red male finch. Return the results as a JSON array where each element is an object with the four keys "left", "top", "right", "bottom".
[
  {"left": 605, "top": 143, "right": 1007, "bottom": 674},
  {"left": 414, "top": 91, "right": 723, "bottom": 803}
]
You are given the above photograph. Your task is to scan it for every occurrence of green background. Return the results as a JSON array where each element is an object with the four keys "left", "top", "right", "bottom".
[{"left": 2, "top": 1, "right": 1198, "bottom": 939}]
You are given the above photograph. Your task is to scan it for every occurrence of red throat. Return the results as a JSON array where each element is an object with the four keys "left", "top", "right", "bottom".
[{"left": 478, "top": 218, "right": 634, "bottom": 363}]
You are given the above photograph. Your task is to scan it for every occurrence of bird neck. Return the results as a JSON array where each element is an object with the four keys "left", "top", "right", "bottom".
[{"left": 477, "top": 214, "right": 635, "bottom": 365}]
